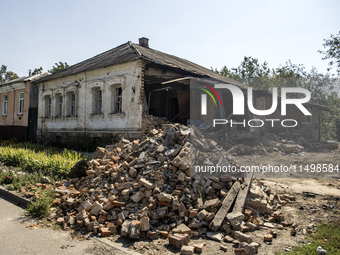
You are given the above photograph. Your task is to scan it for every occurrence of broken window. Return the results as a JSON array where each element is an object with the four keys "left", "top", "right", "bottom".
[
  {"left": 67, "top": 92, "right": 76, "bottom": 116},
  {"left": 2, "top": 95, "right": 8, "bottom": 115},
  {"left": 111, "top": 85, "right": 122, "bottom": 113},
  {"left": 18, "top": 92, "right": 24, "bottom": 114},
  {"left": 93, "top": 88, "right": 102, "bottom": 114},
  {"left": 45, "top": 96, "right": 52, "bottom": 118},
  {"left": 55, "top": 94, "right": 63, "bottom": 117}
]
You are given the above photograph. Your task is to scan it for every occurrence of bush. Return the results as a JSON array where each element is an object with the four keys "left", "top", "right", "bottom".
[{"left": 26, "top": 188, "right": 55, "bottom": 218}]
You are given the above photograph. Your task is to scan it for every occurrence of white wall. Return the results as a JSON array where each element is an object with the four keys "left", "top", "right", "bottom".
[{"left": 37, "top": 60, "right": 143, "bottom": 138}]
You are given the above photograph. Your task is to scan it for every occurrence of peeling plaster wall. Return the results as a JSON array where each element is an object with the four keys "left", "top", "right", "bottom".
[{"left": 36, "top": 60, "right": 144, "bottom": 147}]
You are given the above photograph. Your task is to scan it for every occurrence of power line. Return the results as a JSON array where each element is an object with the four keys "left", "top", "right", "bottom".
[
  {"left": 0, "top": 58, "right": 28, "bottom": 71},
  {"left": 0, "top": 64, "right": 27, "bottom": 75},
  {"left": 0, "top": 58, "right": 29, "bottom": 75}
]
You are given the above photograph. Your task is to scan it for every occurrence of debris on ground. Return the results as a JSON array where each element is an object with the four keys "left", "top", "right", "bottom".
[
  {"left": 45, "top": 121, "right": 317, "bottom": 255},
  {"left": 12, "top": 116, "right": 335, "bottom": 254}
]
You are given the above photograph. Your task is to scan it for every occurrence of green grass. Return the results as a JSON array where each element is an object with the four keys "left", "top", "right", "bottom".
[
  {"left": 275, "top": 222, "right": 340, "bottom": 255},
  {"left": 0, "top": 141, "right": 86, "bottom": 177},
  {"left": 0, "top": 140, "right": 88, "bottom": 219}
]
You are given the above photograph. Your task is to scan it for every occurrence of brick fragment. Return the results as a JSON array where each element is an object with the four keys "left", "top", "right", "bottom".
[
  {"left": 168, "top": 234, "right": 189, "bottom": 248},
  {"left": 193, "top": 243, "right": 205, "bottom": 253},
  {"left": 234, "top": 231, "right": 252, "bottom": 243},
  {"left": 220, "top": 245, "right": 228, "bottom": 252},
  {"left": 100, "top": 227, "right": 111, "bottom": 237},
  {"left": 180, "top": 246, "right": 194, "bottom": 255},
  {"left": 264, "top": 234, "right": 273, "bottom": 242}
]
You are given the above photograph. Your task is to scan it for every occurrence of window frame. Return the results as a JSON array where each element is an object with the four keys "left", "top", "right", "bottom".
[
  {"left": 55, "top": 94, "right": 63, "bottom": 117},
  {"left": 2, "top": 95, "right": 8, "bottom": 116},
  {"left": 66, "top": 92, "right": 77, "bottom": 117},
  {"left": 110, "top": 84, "right": 123, "bottom": 114},
  {"left": 93, "top": 88, "right": 102, "bottom": 115},
  {"left": 71, "top": 93, "right": 76, "bottom": 116},
  {"left": 45, "top": 95, "right": 52, "bottom": 118},
  {"left": 18, "top": 92, "right": 24, "bottom": 114}
]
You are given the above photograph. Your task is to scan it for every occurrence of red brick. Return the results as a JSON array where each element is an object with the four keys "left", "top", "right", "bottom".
[{"left": 100, "top": 227, "right": 111, "bottom": 237}]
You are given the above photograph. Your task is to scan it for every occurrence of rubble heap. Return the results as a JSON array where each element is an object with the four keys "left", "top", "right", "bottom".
[
  {"left": 50, "top": 124, "right": 295, "bottom": 254},
  {"left": 223, "top": 131, "right": 339, "bottom": 156}
]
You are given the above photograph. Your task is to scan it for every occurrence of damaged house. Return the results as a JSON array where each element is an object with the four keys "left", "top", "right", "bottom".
[{"left": 34, "top": 38, "right": 326, "bottom": 147}]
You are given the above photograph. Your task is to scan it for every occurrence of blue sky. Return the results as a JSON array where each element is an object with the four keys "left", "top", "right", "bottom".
[{"left": 1, "top": 0, "right": 339, "bottom": 77}]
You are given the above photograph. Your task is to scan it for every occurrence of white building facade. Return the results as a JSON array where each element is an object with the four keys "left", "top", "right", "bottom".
[{"left": 37, "top": 60, "right": 144, "bottom": 147}]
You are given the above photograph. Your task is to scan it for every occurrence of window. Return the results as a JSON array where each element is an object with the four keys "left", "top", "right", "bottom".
[
  {"left": 111, "top": 86, "right": 122, "bottom": 113},
  {"left": 115, "top": 87, "right": 122, "bottom": 113},
  {"left": 18, "top": 92, "right": 24, "bottom": 114},
  {"left": 2, "top": 95, "right": 8, "bottom": 115},
  {"left": 67, "top": 92, "right": 76, "bottom": 116},
  {"left": 93, "top": 88, "right": 102, "bottom": 114},
  {"left": 45, "top": 96, "right": 52, "bottom": 118},
  {"left": 55, "top": 94, "right": 63, "bottom": 117}
]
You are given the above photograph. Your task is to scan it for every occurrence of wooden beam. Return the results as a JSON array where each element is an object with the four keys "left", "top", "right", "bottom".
[
  {"left": 209, "top": 181, "right": 241, "bottom": 231},
  {"left": 232, "top": 173, "right": 254, "bottom": 213}
]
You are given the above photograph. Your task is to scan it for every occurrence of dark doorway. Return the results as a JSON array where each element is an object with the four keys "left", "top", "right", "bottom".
[
  {"left": 27, "top": 108, "right": 38, "bottom": 141},
  {"left": 167, "top": 97, "right": 179, "bottom": 122}
]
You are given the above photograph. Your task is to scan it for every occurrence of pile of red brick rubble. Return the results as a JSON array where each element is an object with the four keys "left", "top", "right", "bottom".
[{"left": 50, "top": 123, "right": 299, "bottom": 255}]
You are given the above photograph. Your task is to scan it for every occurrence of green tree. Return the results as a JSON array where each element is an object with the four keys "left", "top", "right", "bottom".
[
  {"left": 0, "top": 65, "right": 19, "bottom": 84},
  {"left": 273, "top": 60, "right": 307, "bottom": 79},
  {"left": 32, "top": 67, "right": 43, "bottom": 75},
  {"left": 322, "top": 91, "right": 340, "bottom": 140},
  {"left": 214, "top": 57, "right": 340, "bottom": 140},
  {"left": 318, "top": 31, "right": 340, "bottom": 75},
  {"left": 48, "top": 62, "right": 69, "bottom": 74},
  {"left": 214, "top": 56, "right": 271, "bottom": 89}
]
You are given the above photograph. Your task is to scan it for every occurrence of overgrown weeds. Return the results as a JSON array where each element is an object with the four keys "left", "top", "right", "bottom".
[
  {"left": 26, "top": 188, "right": 55, "bottom": 218},
  {"left": 0, "top": 164, "right": 62, "bottom": 190},
  {"left": 275, "top": 221, "right": 340, "bottom": 255}
]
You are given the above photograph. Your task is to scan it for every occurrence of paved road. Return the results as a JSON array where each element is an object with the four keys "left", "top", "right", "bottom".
[{"left": 0, "top": 196, "right": 137, "bottom": 255}]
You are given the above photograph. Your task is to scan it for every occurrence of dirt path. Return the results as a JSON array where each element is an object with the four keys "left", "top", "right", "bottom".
[{"left": 262, "top": 178, "right": 340, "bottom": 197}]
